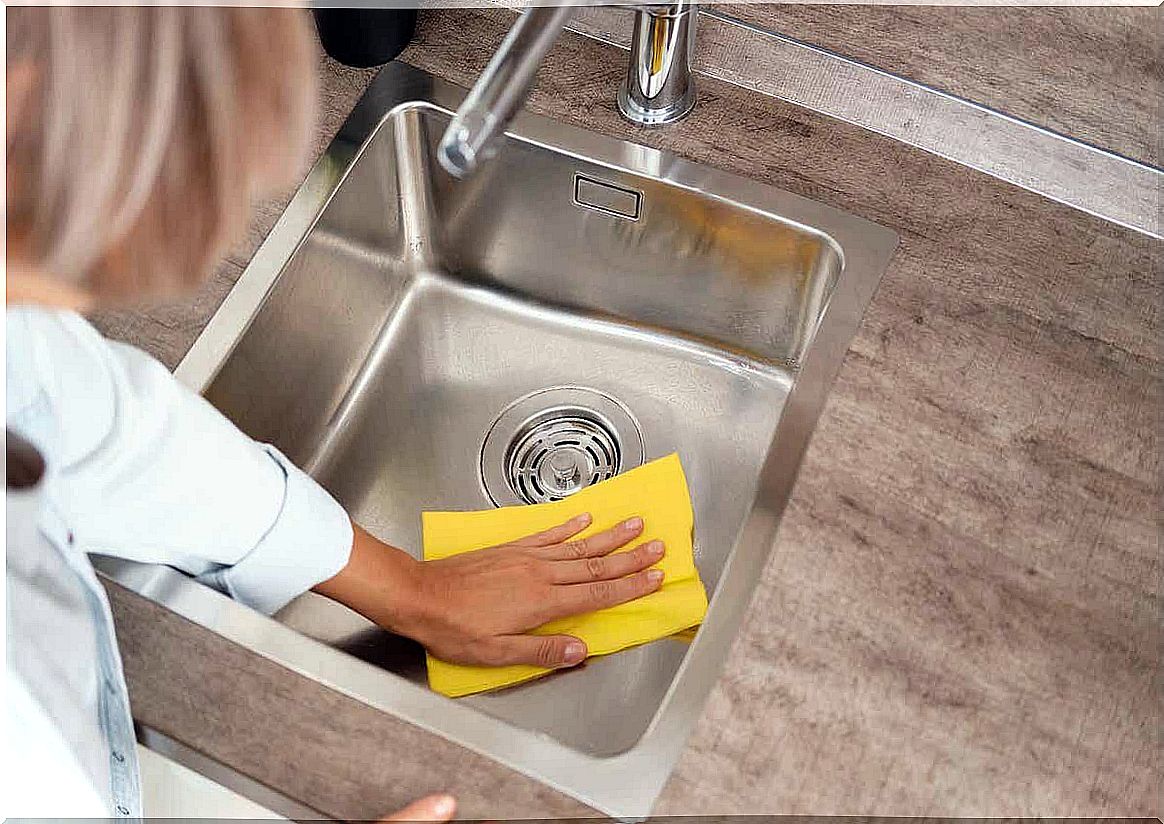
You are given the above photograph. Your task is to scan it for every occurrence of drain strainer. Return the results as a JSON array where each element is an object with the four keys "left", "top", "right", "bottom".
[{"left": 480, "top": 387, "right": 645, "bottom": 506}]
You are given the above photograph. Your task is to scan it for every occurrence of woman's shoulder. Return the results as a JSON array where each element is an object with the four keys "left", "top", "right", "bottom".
[
  {"left": 7, "top": 304, "right": 103, "bottom": 343},
  {"left": 6, "top": 305, "right": 118, "bottom": 470}
]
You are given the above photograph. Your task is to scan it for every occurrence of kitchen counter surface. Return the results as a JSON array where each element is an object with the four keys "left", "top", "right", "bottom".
[
  {"left": 95, "top": 9, "right": 1160, "bottom": 818},
  {"left": 716, "top": 3, "right": 1161, "bottom": 167}
]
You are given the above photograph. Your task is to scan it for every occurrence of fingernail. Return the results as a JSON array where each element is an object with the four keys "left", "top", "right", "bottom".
[
  {"left": 647, "top": 569, "right": 665, "bottom": 585},
  {"left": 647, "top": 540, "right": 664, "bottom": 557},
  {"left": 430, "top": 794, "right": 456, "bottom": 817},
  {"left": 624, "top": 517, "right": 644, "bottom": 531},
  {"left": 575, "top": 513, "right": 592, "bottom": 525},
  {"left": 563, "top": 641, "right": 586, "bottom": 665}
]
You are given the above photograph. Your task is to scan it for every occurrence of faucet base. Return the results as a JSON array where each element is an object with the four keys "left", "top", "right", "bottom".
[
  {"left": 617, "top": 2, "right": 699, "bottom": 127},
  {"left": 617, "top": 83, "right": 696, "bottom": 126}
]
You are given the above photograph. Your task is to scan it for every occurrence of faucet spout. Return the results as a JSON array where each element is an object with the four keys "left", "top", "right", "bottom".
[
  {"left": 437, "top": 4, "right": 574, "bottom": 178},
  {"left": 438, "top": 2, "right": 699, "bottom": 178}
]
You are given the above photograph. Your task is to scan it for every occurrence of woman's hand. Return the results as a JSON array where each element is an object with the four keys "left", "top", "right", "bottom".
[
  {"left": 380, "top": 794, "right": 456, "bottom": 822},
  {"left": 314, "top": 515, "right": 665, "bottom": 670},
  {"left": 397, "top": 514, "right": 664, "bottom": 667}
]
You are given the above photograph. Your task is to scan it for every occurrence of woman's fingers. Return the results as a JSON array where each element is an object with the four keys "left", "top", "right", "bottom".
[
  {"left": 509, "top": 513, "right": 592, "bottom": 547},
  {"left": 553, "top": 568, "right": 664, "bottom": 616},
  {"left": 379, "top": 794, "right": 457, "bottom": 822},
  {"left": 484, "top": 634, "right": 589, "bottom": 668},
  {"left": 549, "top": 540, "right": 664, "bottom": 584},
  {"left": 541, "top": 517, "right": 644, "bottom": 560}
]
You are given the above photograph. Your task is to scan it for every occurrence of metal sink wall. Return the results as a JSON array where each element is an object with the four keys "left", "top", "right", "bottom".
[{"left": 97, "top": 63, "right": 897, "bottom": 817}]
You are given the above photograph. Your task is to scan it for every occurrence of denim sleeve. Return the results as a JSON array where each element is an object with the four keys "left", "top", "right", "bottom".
[
  {"left": 8, "top": 306, "right": 353, "bottom": 615},
  {"left": 195, "top": 444, "right": 353, "bottom": 615}
]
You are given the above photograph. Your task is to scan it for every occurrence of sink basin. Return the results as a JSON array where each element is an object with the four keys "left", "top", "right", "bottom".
[{"left": 97, "top": 62, "right": 896, "bottom": 817}]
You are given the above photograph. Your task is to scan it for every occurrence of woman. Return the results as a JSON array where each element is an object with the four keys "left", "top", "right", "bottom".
[{"left": 5, "top": 8, "right": 666, "bottom": 818}]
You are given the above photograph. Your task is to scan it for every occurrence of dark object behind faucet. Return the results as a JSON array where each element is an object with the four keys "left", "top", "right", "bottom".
[{"left": 312, "top": 8, "right": 418, "bottom": 68}]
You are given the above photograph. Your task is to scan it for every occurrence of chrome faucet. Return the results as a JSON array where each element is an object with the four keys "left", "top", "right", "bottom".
[
  {"left": 437, "top": 2, "right": 698, "bottom": 179},
  {"left": 618, "top": 1, "right": 698, "bottom": 125}
]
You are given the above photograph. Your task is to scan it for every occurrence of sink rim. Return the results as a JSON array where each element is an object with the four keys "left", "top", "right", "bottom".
[{"left": 97, "top": 61, "right": 898, "bottom": 819}]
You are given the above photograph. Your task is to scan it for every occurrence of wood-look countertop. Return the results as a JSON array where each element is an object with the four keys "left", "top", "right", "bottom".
[{"left": 95, "top": 9, "right": 1160, "bottom": 818}]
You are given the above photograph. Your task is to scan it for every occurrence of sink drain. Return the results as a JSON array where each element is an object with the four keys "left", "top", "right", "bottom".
[{"left": 480, "top": 387, "right": 645, "bottom": 506}]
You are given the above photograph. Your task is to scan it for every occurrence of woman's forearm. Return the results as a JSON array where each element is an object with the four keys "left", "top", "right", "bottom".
[{"left": 312, "top": 522, "right": 426, "bottom": 633}]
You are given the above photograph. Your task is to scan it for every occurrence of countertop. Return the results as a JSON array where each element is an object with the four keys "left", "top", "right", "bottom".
[
  {"left": 718, "top": 3, "right": 1161, "bottom": 166},
  {"left": 95, "top": 8, "right": 1160, "bottom": 818}
]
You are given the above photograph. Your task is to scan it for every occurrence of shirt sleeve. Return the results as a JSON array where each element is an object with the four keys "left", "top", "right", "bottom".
[{"left": 6, "top": 306, "right": 353, "bottom": 615}]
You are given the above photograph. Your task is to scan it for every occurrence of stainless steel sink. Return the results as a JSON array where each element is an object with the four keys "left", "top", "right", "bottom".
[{"left": 97, "top": 62, "right": 896, "bottom": 818}]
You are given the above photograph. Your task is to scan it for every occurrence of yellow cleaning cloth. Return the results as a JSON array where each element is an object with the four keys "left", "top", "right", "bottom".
[{"left": 423, "top": 453, "right": 708, "bottom": 697}]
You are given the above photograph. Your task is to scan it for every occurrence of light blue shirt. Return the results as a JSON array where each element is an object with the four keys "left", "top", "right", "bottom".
[{"left": 5, "top": 305, "right": 353, "bottom": 816}]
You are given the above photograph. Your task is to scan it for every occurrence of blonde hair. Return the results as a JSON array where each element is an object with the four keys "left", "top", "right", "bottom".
[{"left": 6, "top": 7, "right": 317, "bottom": 299}]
